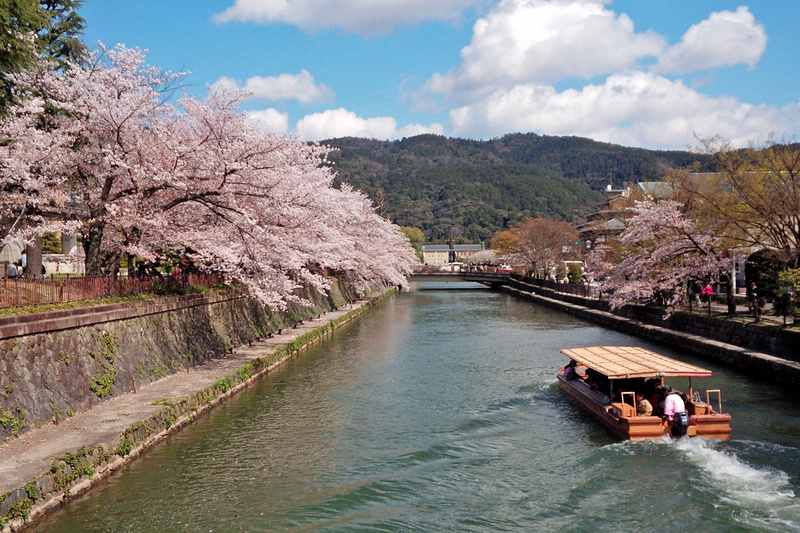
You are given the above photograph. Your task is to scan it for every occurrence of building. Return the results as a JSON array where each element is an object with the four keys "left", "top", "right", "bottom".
[
  {"left": 577, "top": 183, "right": 634, "bottom": 259},
  {"left": 421, "top": 244, "right": 484, "bottom": 265},
  {"left": 578, "top": 178, "right": 747, "bottom": 292}
]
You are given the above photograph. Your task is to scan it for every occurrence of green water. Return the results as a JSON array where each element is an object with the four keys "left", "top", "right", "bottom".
[{"left": 31, "top": 284, "right": 800, "bottom": 532}]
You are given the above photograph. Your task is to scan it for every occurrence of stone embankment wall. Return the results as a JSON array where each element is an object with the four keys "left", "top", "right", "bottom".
[
  {"left": 0, "top": 282, "right": 360, "bottom": 442},
  {"left": 0, "top": 284, "right": 393, "bottom": 531},
  {"left": 505, "top": 277, "right": 800, "bottom": 385}
]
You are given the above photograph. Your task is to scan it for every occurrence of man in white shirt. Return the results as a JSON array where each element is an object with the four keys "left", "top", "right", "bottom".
[{"left": 662, "top": 385, "right": 688, "bottom": 437}]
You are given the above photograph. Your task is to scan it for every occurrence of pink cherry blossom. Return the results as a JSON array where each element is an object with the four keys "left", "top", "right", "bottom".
[
  {"left": 600, "top": 200, "right": 728, "bottom": 310},
  {"left": 1, "top": 45, "right": 415, "bottom": 307}
]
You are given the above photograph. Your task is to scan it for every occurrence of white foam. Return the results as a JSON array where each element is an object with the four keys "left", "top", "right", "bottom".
[{"left": 675, "top": 438, "right": 797, "bottom": 511}]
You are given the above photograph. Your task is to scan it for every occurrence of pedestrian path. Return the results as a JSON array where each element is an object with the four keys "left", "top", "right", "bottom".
[{"left": 692, "top": 300, "right": 788, "bottom": 326}]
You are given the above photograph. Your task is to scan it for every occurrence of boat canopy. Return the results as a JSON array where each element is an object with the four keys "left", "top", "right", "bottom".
[{"left": 560, "top": 346, "right": 713, "bottom": 380}]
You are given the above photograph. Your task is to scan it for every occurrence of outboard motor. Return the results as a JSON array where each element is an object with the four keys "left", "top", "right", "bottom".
[{"left": 673, "top": 411, "right": 690, "bottom": 437}]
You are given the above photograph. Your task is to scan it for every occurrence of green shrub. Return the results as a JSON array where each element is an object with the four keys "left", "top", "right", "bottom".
[{"left": 775, "top": 269, "right": 800, "bottom": 324}]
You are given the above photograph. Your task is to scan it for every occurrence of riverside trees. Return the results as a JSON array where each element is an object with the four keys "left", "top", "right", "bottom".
[
  {"left": 600, "top": 139, "right": 800, "bottom": 314},
  {"left": 599, "top": 200, "right": 729, "bottom": 310},
  {"left": 0, "top": 45, "right": 415, "bottom": 307},
  {"left": 691, "top": 137, "right": 800, "bottom": 269},
  {"left": 491, "top": 216, "right": 577, "bottom": 278},
  {"left": 0, "top": 0, "right": 86, "bottom": 112}
]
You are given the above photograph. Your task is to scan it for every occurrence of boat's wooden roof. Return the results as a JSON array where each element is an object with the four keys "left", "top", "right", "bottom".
[{"left": 560, "top": 346, "right": 712, "bottom": 379}]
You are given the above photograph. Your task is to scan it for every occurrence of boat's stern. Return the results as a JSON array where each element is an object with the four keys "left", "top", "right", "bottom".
[{"left": 690, "top": 413, "right": 732, "bottom": 440}]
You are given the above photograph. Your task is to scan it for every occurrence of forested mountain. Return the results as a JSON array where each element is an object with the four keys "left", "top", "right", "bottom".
[{"left": 324, "top": 133, "right": 712, "bottom": 244}]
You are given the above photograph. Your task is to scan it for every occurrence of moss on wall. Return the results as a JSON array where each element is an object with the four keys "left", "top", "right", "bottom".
[
  {"left": 0, "top": 278, "right": 364, "bottom": 442},
  {"left": 0, "top": 284, "right": 395, "bottom": 531}
]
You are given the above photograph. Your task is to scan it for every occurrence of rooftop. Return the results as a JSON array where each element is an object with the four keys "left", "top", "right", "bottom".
[{"left": 560, "top": 346, "right": 713, "bottom": 379}]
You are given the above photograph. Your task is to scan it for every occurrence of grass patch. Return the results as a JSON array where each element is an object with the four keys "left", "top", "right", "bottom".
[{"left": 151, "top": 399, "right": 177, "bottom": 407}]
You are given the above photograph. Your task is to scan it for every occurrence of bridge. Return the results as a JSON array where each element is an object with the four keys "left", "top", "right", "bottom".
[{"left": 408, "top": 269, "right": 512, "bottom": 289}]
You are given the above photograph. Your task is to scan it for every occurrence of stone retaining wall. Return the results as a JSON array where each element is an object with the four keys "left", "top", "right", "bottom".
[
  {"left": 504, "top": 279, "right": 800, "bottom": 386},
  {"left": 0, "top": 281, "right": 360, "bottom": 442},
  {"left": 508, "top": 277, "right": 799, "bottom": 362},
  {"left": 0, "top": 285, "right": 394, "bottom": 531}
]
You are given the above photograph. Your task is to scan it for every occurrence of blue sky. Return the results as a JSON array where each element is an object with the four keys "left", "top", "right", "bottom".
[{"left": 81, "top": 0, "right": 800, "bottom": 150}]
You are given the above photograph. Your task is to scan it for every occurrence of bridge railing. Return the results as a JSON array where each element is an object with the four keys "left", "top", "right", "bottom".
[
  {"left": 520, "top": 276, "right": 601, "bottom": 299},
  {"left": 412, "top": 265, "right": 511, "bottom": 275}
]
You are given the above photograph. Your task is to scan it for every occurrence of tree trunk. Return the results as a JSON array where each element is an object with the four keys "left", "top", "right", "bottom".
[
  {"left": 83, "top": 219, "right": 105, "bottom": 275},
  {"left": 24, "top": 236, "right": 43, "bottom": 280},
  {"left": 722, "top": 274, "right": 736, "bottom": 316}
]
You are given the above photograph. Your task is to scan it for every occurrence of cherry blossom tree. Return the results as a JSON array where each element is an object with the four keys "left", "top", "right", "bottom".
[
  {"left": 600, "top": 200, "right": 729, "bottom": 310},
  {"left": 0, "top": 44, "right": 186, "bottom": 272},
  {"left": 151, "top": 90, "right": 415, "bottom": 307},
  {"left": 1, "top": 45, "right": 415, "bottom": 307}
]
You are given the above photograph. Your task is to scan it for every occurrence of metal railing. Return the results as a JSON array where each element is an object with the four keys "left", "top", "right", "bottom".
[
  {"left": 0, "top": 272, "right": 225, "bottom": 309},
  {"left": 521, "top": 276, "right": 601, "bottom": 299}
]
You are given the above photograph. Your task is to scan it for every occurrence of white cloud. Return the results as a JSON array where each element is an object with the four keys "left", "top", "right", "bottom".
[
  {"left": 294, "top": 108, "right": 444, "bottom": 141},
  {"left": 425, "top": 0, "right": 665, "bottom": 102},
  {"left": 447, "top": 72, "right": 800, "bottom": 149},
  {"left": 212, "top": 0, "right": 484, "bottom": 36},
  {"left": 247, "top": 108, "right": 290, "bottom": 134},
  {"left": 656, "top": 7, "right": 767, "bottom": 74},
  {"left": 214, "top": 0, "right": 791, "bottom": 150},
  {"left": 209, "top": 76, "right": 239, "bottom": 94},
  {"left": 413, "top": 0, "right": 795, "bottom": 149},
  {"left": 212, "top": 70, "right": 333, "bottom": 104}
]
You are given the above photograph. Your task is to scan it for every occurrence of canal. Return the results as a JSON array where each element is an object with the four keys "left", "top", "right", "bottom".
[{"left": 32, "top": 284, "right": 800, "bottom": 532}]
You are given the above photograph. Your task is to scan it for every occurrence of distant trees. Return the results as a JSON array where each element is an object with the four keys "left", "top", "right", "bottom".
[
  {"left": 491, "top": 217, "right": 577, "bottom": 277},
  {"left": 465, "top": 249, "right": 497, "bottom": 264},
  {"left": 326, "top": 134, "right": 711, "bottom": 244},
  {"left": 400, "top": 226, "right": 424, "bottom": 261},
  {"left": 0, "top": 45, "right": 416, "bottom": 307}
]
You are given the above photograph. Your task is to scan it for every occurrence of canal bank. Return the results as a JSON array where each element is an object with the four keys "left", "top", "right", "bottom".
[
  {"left": 503, "top": 279, "right": 800, "bottom": 387},
  {"left": 0, "top": 287, "right": 396, "bottom": 532},
  {"left": 25, "top": 283, "right": 800, "bottom": 532}
]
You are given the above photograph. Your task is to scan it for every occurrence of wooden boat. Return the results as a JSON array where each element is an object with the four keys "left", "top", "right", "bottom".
[{"left": 557, "top": 346, "right": 731, "bottom": 440}]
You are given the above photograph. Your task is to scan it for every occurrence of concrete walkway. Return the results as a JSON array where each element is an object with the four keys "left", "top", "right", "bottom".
[
  {"left": 0, "top": 296, "right": 373, "bottom": 498},
  {"left": 690, "top": 300, "right": 792, "bottom": 327}
]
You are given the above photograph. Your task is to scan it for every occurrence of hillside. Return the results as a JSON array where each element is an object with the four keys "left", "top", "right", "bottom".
[{"left": 324, "top": 133, "right": 712, "bottom": 244}]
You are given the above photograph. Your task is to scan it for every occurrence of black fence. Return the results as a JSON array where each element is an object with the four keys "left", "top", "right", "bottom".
[{"left": 522, "top": 276, "right": 601, "bottom": 299}]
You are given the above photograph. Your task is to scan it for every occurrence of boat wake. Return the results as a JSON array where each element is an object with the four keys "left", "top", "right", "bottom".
[
  {"left": 675, "top": 438, "right": 800, "bottom": 530},
  {"left": 676, "top": 439, "right": 793, "bottom": 503},
  {"left": 602, "top": 437, "right": 800, "bottom": 530}
]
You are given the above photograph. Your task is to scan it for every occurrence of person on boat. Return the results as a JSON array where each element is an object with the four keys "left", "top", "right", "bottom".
[
  {"left": 662, "top": 386, "right": 689, "bottom": 437},
  {"left": 585, "top": 368, "right": 610, "bottom": 394},
  {"left": 636, "top": 392, "right": 653, "bottom": 417},
  {"left": 643, "top": 378, "right": 662, "bottom": 416},
  {"left": 563, "top": 360, "right": 578, "bottom": 380}
]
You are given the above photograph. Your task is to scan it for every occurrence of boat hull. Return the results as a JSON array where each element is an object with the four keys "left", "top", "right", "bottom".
[{"left": 557, "top": 372, "right": 731, "bottom": 441}]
